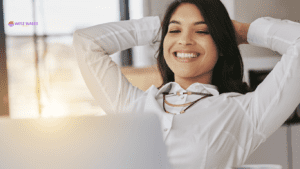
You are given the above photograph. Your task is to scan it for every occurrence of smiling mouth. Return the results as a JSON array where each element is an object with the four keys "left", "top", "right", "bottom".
[
  {"left": 172, "top": 52, "right": 201, "bottom": 63},
  {"left": 173, "top": 52, "right": 200, "bottom": 58}
]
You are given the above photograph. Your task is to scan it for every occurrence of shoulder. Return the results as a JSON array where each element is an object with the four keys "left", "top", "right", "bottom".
[
  {"left": 218, "top": 91, "right": 254, "bottom": 106},
  {"left": 219, "top": 92, "right": 245, "bottom": 98}
]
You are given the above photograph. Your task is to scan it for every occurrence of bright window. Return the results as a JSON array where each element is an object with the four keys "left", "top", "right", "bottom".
[{"left": 4, "top": 0, "right": 120, "bottom": 118}]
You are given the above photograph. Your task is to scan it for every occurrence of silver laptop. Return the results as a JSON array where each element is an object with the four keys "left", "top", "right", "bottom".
[{"left": 0, "top": 113, "right": 172, "bottom": 169}]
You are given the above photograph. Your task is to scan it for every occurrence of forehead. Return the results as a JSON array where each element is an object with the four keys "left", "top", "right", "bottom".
[{"left": 170, "top": 3, "right": 204, "bottom": 22}]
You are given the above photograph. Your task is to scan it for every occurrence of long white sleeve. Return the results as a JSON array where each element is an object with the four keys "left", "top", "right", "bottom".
[
  {"left": 72, "top": 16, "right": 161, "bottom": 114},
  {"left": 237, "top": 17, "right": 300, "bottom": 156}
]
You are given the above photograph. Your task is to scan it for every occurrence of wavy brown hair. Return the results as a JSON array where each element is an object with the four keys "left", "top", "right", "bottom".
[{"left": 152, "top": 0, "right": 253, "bottom": 94}]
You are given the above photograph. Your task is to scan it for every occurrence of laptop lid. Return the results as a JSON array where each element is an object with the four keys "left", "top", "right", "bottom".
[{"left": 0, "top": 113, "right": 172, "bottom": 169}]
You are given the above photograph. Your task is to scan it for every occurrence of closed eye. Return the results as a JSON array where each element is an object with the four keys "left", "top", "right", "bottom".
[
  {"left": 169, "top": 30, "right": 180, "bottom": 33},
  {"left": 169, "top": 30, "right": 209, "bottom": 34},
  {"left": 197, "top": 31, "right": 209, "bottom": 34}
]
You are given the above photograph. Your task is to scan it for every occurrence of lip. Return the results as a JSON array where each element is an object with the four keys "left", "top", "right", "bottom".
[{"left": 173, "top": 52, "right": 199, "bottom": 63}]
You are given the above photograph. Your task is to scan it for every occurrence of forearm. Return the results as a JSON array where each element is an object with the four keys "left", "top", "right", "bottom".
[
  {"left": 237, "top": 22, "right": 251, "bottom": 45},
  {"left": 74, "top": 16, "right": 161, "bottom": 55}
]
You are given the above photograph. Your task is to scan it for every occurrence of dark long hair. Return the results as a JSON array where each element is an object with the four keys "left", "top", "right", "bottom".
[{"left": 152, "top": 0, "right": 253, "bottom": 94}]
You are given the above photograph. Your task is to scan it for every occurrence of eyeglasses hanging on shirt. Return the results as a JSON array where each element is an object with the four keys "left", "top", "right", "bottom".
[{"left": 162, "top": 91, "right": 213, "bottom": 115}]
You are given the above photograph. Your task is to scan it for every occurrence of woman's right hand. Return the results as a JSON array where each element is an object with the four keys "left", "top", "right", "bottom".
[{"left": 232, "top": 20, "right": 250, "bottom": 45}]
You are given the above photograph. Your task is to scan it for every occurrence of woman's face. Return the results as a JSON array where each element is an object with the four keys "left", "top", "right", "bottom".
[{"left": 163, "top": 3, "right": 219, "bottom": 88}]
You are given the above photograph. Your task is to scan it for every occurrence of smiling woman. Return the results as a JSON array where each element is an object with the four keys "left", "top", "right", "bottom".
[
  {"left": 153, "top": 0, "right": 252, "bottom": 94},
  {"left": 163, "top": 3, "right": 219, "bottom": 90},
  {"left": 73, "top": 0, "right": 300, "bottom": 167}
]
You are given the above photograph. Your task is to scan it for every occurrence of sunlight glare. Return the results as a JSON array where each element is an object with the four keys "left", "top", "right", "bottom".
[{"left": 41, "top": 98, "right": 70, "bottom": 118}]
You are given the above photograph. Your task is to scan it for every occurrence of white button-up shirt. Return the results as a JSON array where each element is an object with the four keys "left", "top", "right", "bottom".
[{"left": 72, "top": 16, "right": 300, "bottom": 169}]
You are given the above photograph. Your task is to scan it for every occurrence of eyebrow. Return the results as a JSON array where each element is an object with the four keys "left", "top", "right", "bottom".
[{"left": 169, "top": 20, "right": 207, "bottom": 26}]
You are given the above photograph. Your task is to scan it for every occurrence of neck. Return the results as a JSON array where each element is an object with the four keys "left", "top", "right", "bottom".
[{"left": 174, "top": 72, "right": 213, "bottom": 90}]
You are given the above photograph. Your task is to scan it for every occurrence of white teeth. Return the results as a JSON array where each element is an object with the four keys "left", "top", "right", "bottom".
[{"left": 176, "top": 52, "right": 199, "bottom": 58}]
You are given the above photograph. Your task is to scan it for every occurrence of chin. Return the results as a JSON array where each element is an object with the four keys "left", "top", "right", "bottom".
[{"left": 174, "top": 71, "right": 197, "bottom": 78}]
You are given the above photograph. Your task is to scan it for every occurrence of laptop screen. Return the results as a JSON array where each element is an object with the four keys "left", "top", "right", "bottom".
[{"left": 0, "top": 113, "right": 172, "bottom": 169}]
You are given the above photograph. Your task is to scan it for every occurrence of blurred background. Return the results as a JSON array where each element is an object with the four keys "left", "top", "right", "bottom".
[
  {"left": 1, "top": 0, "right": 300, "bottom": 168},
  {"left": 3, "top": 0, "right": 155, "bottom": 119}
]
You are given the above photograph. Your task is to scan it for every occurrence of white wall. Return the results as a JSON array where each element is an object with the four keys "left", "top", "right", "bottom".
[
  {"left": 292, "top": 125, "right": 300, "bottom": 168},
  {"left": 235, "top": 0, "right": 300, "bottom": 23}
]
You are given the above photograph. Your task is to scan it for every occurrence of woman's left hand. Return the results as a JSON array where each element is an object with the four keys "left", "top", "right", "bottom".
[{"left": 232, "top": 20, "right": 250, "bottom": 45}]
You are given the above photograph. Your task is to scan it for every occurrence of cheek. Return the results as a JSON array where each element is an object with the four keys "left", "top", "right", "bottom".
[
  {"left": 163, "top": 39, "right": 171, "bottom": 56},
  {"left": 163, "top": 37, "right": 168, "bottom": 48},
  {"left": 201, "top": 41, "right": 219, "bottom": 66},
  {"left": 205, "top": 39, "right": 218, "bottom": 58}
]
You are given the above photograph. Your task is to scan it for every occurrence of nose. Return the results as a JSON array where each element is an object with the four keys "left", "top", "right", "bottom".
[{"left": 178, "top": 31, "right": 194, "bottom": 45}]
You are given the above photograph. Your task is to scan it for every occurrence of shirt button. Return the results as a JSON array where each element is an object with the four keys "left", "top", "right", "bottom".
[{"left": 164, "top": 128, "right": 168, "bottom": 132}]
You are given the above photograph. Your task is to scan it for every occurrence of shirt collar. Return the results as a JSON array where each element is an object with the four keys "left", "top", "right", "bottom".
[{"left": 155, "top": 81, "right": 219, "bottom": 98}]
